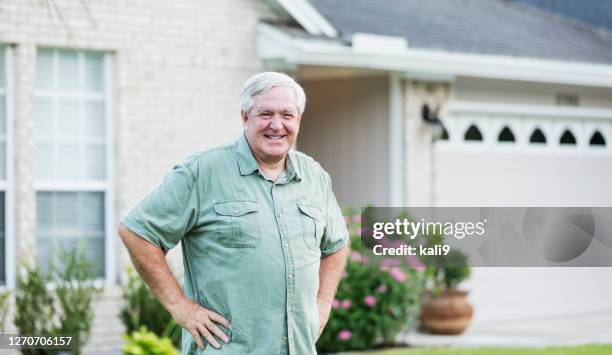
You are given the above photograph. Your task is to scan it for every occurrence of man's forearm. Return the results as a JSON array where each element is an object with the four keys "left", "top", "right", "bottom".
[
  {"left": 318, "top": 244, "right": 349, "bottom": 305},
  {"left": 119, "top": 223, "right": 188, "bottom": 314}
]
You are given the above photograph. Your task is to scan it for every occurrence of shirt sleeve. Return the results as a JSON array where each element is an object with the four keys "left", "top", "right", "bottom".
[
  {"left": 320, "top": 172, "right": 349, "bottom": 257},
  {"left": 120, "top": 161, "right": 199, "bottom": 251}
]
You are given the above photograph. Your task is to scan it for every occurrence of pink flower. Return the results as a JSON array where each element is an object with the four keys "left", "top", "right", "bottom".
[
  {"left": 352, "top": 215, "right": 361, "bottom": 224},
  {"left": 350, "top": 251, "right": 368, "bottom": 264},
  {"left": 379, "top": 258, "right": 401, "bottom": 268},
  {"left": 343, "top": 216, "right": 350, "bottom": 225},
  {"left": 405, "top": 255, "right": 426, "bottom": 271},
  {"left": 341, "top": 300, "right": 351, "bottom": 309},
  {"left": 337, "top": 330, "right": 352, "bottom": 341},
  {"left": 332, "top": 299, "right": 341, "bottom": 309},
  {"left": 376, "top": 284, "right": 388, "bottom": 293},
  {"left": 364, "top": 295, "right": 377, "bottom": 307},
  {"left": 388, "top": 267, "right": 407, "bottom": 282},
  {"left": 341, "top": 271, "right": 348, "bottom": 279}
]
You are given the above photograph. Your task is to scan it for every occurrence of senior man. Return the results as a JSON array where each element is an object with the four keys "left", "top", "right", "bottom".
[{"left": 119, "top": 72, "right": 349, "bottom": 354}]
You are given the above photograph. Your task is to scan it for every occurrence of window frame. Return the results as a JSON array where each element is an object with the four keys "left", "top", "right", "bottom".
[
  {"left": 0, "top": 45, "right": 15, "bottom": 289},
  {"left": 33, "top": 48, "right": 115, "bottom": 286}
]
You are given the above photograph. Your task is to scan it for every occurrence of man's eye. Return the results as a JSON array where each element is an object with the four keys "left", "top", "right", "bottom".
[
  {"left": 260, "top": 113, "right": 272, "bottom": 118},
  {"left": 283, "top": 113, "right": 295, "bottom": 119}
]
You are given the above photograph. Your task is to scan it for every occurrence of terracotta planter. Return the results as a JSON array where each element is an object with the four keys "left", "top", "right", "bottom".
[{"left": 420, "top": 289, "right": 473, "bottom": 334}]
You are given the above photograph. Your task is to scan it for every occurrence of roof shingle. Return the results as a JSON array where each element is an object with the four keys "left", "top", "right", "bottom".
[{"left": 307, "top": 0, "right": 612, "bottom": 64}]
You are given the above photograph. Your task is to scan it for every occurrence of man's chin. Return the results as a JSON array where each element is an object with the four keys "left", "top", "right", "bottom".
[{"left": 262, "top": 148, "right": 289, "bottom": 161}]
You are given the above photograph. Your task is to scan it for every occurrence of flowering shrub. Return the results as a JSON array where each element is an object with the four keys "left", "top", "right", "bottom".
[
  {"left": 316, "top": 209, "right": 424, "bottom": 353},
  {"left": 123, "top": 326, "right": 179, "bottom": 355}
]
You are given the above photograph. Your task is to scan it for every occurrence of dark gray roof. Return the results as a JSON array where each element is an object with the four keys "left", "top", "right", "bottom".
[
  {"left": 516, "top": 0, "right": 612, "bottom": 33},
  {"left": 307, "top": 0, "right": 612, "bottom": 64}
]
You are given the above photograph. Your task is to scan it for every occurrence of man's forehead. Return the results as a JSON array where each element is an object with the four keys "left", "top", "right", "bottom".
[{"left": 253, "top": 88, "right": 299, "bottom": 112}]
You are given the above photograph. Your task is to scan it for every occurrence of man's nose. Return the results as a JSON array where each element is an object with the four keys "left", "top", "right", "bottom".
[{"left": 269, "top": 115, "right": 283, "bottom": 130}]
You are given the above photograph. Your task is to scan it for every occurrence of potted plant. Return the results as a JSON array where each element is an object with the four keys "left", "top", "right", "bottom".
[{"left": 420, "top": 245, "right": 473, "bottom": 335}]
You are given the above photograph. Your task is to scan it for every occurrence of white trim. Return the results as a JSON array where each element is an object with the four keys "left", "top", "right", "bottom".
[
  {"left": 257, "top": 23, "right": 612, "bottom": 88},
  {"left": 4, "top": 46, "right": 14, "bottom": 288},
  {"left": 450, "top": 101, "right": 612, "bottom": 120},
  {"left": 388, "top": 73, "right": 404, "bottom": 207},
  {"left": 34, "top": 181, "right": 107, "bottom": 191},
  {"left": 34, "top": 91, "right": 105, "bottom": 100},
  {"left": 273, "top": 0, "right": 337, "bottom": 37},
  {"left": 103, "top": 53, "right": 116, "bottom": 287}
]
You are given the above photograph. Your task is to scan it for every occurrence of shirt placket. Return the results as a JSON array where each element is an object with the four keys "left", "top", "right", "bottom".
[{"left": 270, "top": 176, "right": 296, "bottom": 354}]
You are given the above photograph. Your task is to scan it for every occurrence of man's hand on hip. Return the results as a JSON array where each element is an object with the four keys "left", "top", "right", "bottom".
[{"left": 170, "top": 298, "right": 231, "bottom": 350}]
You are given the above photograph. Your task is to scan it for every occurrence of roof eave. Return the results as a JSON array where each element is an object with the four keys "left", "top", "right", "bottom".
[
  {"left": 257, "top": 22, "right": 612, "bottom": 88},
  {"left": 267, "top": 0, "right": 338, "bottom": 37}
]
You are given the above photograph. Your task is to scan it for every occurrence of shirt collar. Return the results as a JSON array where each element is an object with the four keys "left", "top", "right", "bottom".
[
  {"left": 286, "top": 150, "right": 302, "bottom": 182},
  {"left": 235, "top": 132, "right": 259, "bottom": 176},
  {"left": 235, "top": 132, "right": 302, "bottom": 182}
]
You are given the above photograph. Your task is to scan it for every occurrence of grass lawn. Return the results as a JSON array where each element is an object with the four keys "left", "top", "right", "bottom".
[{"left": 349, "top": 344, "right": 612, "bottom": 355}]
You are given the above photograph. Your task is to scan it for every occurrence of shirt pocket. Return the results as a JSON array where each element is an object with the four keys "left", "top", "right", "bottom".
[
  {"left": 213, "top": 201, "right": 261, "bottom": 248},
  {"left": 297, "top": 203, "right": 325, "bottom": 251}
]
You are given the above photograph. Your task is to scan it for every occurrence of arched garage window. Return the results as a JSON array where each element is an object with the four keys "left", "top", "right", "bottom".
[
  {"left": 498, "top": 126, "right": 515, "bottom": 142},
  {"left": 464, "top": 124, "right": 483, "bottom": 141},
  {"left": 529, "top": 128, "right": 546, "bottom": 144},
  {"left": 440, "top": 126, "right": 449, "bottom": 140},
  {"left": 559, "top": 129, "right": 577, "bottom": 145},
  {"left": 589, "top": 130, "right": 606, "bottom": 147}
]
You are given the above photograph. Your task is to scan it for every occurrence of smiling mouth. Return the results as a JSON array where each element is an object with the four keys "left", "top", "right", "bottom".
[{"left": 265, "top": 134, "right": 286, "bottom": 141}]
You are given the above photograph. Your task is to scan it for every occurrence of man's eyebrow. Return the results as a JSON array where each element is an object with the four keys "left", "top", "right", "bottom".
[{"left": 256, "top": 107, "right": 297, "bottom": 114}]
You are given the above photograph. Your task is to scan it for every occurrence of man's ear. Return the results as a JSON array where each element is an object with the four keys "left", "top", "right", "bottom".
[{"left": 241, "top": 111, "right": 248, "bottom": 126}]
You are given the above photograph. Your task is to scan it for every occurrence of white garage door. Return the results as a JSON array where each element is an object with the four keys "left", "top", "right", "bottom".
[{"left": 432, "top": 103, "right": 612, "bottom": 322}]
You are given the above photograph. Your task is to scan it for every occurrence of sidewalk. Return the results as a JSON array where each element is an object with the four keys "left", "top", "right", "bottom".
[{"left": 398, "top": 311, "right": 612, "bottom": 348}]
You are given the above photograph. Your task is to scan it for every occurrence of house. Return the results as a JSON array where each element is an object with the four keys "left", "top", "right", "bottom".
[
  {"left": 0, "top": 0, "right": 611, "bottom": 352},
  {"left": 260, "top": 0, "right": 612, "bottom": 324}
]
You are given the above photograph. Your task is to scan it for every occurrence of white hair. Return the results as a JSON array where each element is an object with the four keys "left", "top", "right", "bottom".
[{"left": 240, "top": 72, "right": 306, "bottom": 114}]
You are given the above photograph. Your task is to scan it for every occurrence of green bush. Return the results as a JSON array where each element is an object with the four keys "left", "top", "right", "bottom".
[
  {"left": 120, "top": 267, "right": 181, "bottom": 349},
  {"left": 123, "top": 326, "right": 179, "bottom": 355},
  {"left": 0, "top": 290, "right": 9, "bottom": 333},
  {"left": 316, "top": 209, "right": 424, "bottom": 353},
  {"left": 14, "top": 248, "right": 102, "bottom": 355}
]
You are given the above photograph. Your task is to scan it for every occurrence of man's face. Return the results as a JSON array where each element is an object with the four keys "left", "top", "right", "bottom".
[{"left": 242, "top": 85, "right": 301, "bottom": 164}]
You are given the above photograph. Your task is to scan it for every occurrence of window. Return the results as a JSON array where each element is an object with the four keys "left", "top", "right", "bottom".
[
  {"left": 559, "top": 129, "right": 577, "bottom": 145},
  {"left": 498, "top": 126, "right": 515, "bottom": 142},
  {"left": 0, "top": 46, "right": 8, "bottom": 286},
  {"left": 589, "top": 130, "right": 606, "bottom": 147},
  {"left": 464, "top": 124, "right": 483, "bottom": 141},
  {"left": 529, "top": 128, "right": 547, "bottom": 144},
  {"left": 34, "top": 48, "right": 110, "bottom": 279},
  {"left": 440, "top": 126, "right": 449, "bottom": 140}
]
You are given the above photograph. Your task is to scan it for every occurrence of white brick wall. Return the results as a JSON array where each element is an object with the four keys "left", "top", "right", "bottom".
[{"left": 0, "top": 0, "right": 279, "bottom": 352}]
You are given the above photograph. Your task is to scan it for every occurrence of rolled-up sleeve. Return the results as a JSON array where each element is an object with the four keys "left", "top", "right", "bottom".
[
  {"left": 320, "top": 172, "right": 349, "bottom": 257},
  {"left": 121, "top": 161, "right": 199, "bottom": 251}
]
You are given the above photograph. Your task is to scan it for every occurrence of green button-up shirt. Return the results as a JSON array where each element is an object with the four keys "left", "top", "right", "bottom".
[{"left": 121, "top": 133, "right": 348, "bottom": 355}]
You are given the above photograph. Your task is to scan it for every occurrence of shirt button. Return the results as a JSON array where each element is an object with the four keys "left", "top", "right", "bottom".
[
  {"left": 284, "top": 242, "right": 289, "bottom": 247},
  {"left": 279, "top": 213, "right": 283, "bottom": 218},
  {"left": 289, "top": 274, "right": 293, "bottom": 279},
  {"left": 283, "top": 336, "right": 288, "bottom": 341}
]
